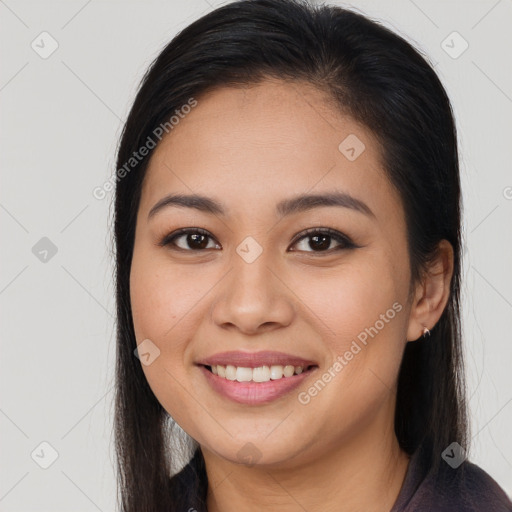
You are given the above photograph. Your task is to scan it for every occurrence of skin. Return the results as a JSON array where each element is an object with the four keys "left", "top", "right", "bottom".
[{"left": 129, "top": 79, "right": 454, "bottom": 512}]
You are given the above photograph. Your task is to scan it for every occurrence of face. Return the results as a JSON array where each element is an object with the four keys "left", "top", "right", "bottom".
[{"left": 130, "top": 79, "right": 414, "bottom": 468}]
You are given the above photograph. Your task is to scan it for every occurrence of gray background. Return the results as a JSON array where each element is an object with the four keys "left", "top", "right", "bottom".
[{"left": 1, "top": 0, "right": 511, "bottom": 510}]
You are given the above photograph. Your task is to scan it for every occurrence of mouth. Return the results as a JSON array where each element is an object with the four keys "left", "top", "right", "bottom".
[
  {"left": 202, "top": 363, "right": 317, "bottom": 383},
  {"left": 196, "top": 350, "right": 319, "bottom": 405},
  {"left": 198, "top": 359, "right": 319, "bottom": 405}
]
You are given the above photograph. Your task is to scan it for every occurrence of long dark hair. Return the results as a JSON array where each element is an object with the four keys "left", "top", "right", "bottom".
[{"left": 112, "top": 0, "right": 468, "bottom": 510}]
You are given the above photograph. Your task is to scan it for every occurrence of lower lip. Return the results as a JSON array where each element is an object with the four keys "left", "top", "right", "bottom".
[{"left": 199, "top": 365, "right": 317, "bottom": 405}]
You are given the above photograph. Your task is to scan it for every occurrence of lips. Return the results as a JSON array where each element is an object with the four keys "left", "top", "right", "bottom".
[
  {"left": 199, "top": 364, "right": 317, "bottom": 405},
  {"left": 196, "top": 350, "right": 317, "bottom": 369}
]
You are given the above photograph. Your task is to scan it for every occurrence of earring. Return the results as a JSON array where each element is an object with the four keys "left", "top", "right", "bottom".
[{"left": 422, "top": 326, "right": 431, "bottom": 339}]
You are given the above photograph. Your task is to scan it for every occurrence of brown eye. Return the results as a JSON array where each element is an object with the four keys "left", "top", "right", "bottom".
[
  {"left": 290, "top": 228, "right": 357, "bottom": 253},
  {"left": 159, "top": 228, "right": 220, "bottom": 251},
  {"left": 159, "top": 227, "right": 358, "bottom": 254}
]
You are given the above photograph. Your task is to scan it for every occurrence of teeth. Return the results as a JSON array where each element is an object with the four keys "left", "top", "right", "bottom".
[
  {"left": 209, "top": 364, "right": 307, "bottom": 382},
  {"left": 253, "top": 366, "right": 270, "bottom": 382},
  {"left": 270, "top": 365, "right": 283, "bottom": 379},
  {"left": 225, "top": 365, "right": 236, "bottom": 381},
  {"left": 236, "top": 367, "right": 253, "bottom": 382}
]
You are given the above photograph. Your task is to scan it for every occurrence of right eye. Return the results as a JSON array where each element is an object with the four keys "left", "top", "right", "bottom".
[{"left": 158, "top": 228, "right": 221, "bottom": 251}]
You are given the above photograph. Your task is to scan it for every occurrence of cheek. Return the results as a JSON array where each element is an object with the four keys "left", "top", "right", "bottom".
[
  {"left": 296, "top": 253, "right": 405, "bottom": 341},
  {"left": 293, "top": 253, "right": 408, "bottom": 399},
  {"left": 129, "top": 251, "right": 198, "bottom": 423},
  {"left": 129, "top": 249, "right": 203, "bottom": 344}
]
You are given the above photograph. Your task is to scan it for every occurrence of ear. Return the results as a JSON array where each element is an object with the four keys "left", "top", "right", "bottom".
[{"left": 406, "top": 239, "right": 454, "bottom": 341}]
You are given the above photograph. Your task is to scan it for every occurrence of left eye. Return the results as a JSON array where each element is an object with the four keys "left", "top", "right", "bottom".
[
  {"left": 290, "top": 228, "right": 357, "bottom": 253},
  {"left": 159, "top": 227, "right": 357, "bottom": 253}
]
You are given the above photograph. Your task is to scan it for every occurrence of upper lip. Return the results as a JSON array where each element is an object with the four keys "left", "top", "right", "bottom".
[{"left": 197, "top": 350, "right": 318, "bottom": 369}]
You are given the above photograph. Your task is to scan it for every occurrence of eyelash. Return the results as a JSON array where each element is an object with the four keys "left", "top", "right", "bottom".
[{"left": 158, "top": 227, "right": 359, "bottom": 255}]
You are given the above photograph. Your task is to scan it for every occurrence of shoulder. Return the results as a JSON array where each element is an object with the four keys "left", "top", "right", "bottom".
[{"left": 419, "top": 459, "right": 512, "bottom": 512}]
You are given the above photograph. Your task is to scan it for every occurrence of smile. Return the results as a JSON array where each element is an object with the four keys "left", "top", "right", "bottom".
[
  {"left": 206, "top": 364, "right": 312, "bottom": 382},
  {"left": 199, "top": 363, "right": 318, "bottom": 405}
]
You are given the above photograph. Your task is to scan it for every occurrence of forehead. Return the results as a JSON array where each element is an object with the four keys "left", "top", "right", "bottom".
[{"left": 140, "top": 80, "right": 400, "bottom": 223}]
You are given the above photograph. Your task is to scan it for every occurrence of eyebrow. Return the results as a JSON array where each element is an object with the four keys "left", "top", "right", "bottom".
[{"left": 147, "top": 191, "right": 375, "bottom": 220}]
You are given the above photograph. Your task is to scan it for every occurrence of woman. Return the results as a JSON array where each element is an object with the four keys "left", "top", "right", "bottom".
[{"left": 113, "top": 0, "right": 512, "bottom": 510}]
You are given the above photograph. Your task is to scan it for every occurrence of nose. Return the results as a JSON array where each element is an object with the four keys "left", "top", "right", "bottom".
[{"left": 210, "top": 250, "right": 295, "bottom": 335}]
